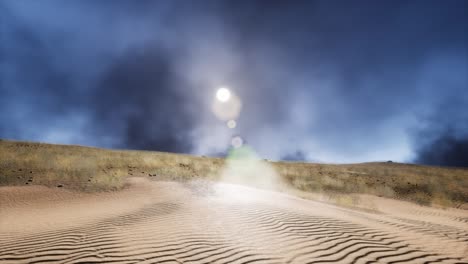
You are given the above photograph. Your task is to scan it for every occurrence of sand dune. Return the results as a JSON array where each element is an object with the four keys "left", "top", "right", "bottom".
[{"left": 1, "top": 178, "right": 467, "bottom": 264}]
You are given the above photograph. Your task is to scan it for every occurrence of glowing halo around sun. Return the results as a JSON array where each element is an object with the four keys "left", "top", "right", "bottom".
[
  {"left": 216, "top": 87, "right": 231, "bottom": 102},
  {"left": 212, "top": 86, "right": 242, "bottom": 121}
]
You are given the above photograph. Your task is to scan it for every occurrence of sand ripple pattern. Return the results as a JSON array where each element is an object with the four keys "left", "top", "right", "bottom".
[{"left": 0, "top": 181, "right": 467, "bottom": 264}]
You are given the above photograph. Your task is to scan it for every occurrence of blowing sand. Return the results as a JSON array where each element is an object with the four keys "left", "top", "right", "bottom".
[{"left": 1, "top": 178, "right": 467, "bottom": 264}]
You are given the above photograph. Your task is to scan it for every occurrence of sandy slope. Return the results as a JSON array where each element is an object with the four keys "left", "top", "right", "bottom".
[{"left": 1, "top": 178, "right": 467, "bottom": 264}]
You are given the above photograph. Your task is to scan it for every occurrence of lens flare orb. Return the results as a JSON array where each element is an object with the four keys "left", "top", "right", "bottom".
[
  {"left": 212, "top": 88, "right": 242, "bottom": 121},
  {"left": 227, "top": 120, "right": 237, "bottom": 129},
  {"left": 231, "top": 136, "right": 243, "bottom": 148}
]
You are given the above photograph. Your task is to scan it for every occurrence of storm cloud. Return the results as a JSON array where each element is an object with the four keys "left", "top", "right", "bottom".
[{"left": 1, "top": 0, "right": 467, "bottom": 166}]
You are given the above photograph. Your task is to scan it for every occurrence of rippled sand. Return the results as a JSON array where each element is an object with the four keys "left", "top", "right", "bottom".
[{"left": 1, "top": 178, "right": 467, "bottom": 264}]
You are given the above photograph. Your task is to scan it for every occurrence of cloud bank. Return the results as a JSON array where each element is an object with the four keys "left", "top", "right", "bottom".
[{"left": 1, "top": 0, "right": 467, "bottom": 166}]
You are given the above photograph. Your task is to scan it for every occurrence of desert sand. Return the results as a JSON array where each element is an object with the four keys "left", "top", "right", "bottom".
[{"left": 1, "top": 177, "right": 467, "bottom": 264}]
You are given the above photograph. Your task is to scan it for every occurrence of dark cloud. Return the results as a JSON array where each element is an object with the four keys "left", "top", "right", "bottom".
[
  {"left": 416, "top": 133, "right": 468, "bottom": 168},
  {"left": 90, "top": 47, "right": 197, "bottom": 152},
  {"left": 412, "top": 96, "right": 468, "bottom": 167},
  {"left": 0, "top": 0, "right": 467, "bottom": 166},
  {"left": 0, "top": 5, "right": 80, "bottom": 140}
]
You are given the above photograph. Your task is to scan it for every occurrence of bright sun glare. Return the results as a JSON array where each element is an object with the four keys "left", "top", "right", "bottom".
[{"left": 216, "top": 87, "right": 231, "bottom": 102}]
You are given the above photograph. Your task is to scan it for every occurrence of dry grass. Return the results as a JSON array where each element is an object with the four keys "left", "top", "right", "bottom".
[
  {"left": 0, "top": 140, "right": 224, "bottom": 191},
  {"left": 274, "top": 161, "right": 468, "bottom": 208},
  {"left": 1, "top": 139, "right": 467, "bottom": 208}
]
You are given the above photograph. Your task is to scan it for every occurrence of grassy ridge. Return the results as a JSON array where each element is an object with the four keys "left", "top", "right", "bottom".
[
  {"left": 274, "top": 162, "right": 468, "bottom": 208},
  {"left": 1, "top": 139, "right": 467, "bottom": 208},
  {"left": 0, "top": 140, "right": 224, "bottom": 191}
]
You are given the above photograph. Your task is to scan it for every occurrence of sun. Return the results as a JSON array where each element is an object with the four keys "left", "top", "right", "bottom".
[{"left": 216, "top": 87, "right": 231, "bottom": 102}]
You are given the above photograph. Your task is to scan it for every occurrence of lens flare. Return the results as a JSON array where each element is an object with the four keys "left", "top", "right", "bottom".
[
  {"left": 212, "top": 92, "right": 242, "bottom": 121},
  {"left": 219, "top": 145, "right": 283, "bottom": 193},
  {"left": 216, "top": 87, "right": 231, "bottom": 102},
  {"left": 227, "top": 120, "right": 236, "bottom": 129},
  {"left": 231, "top": 136, "right": 243, "bottom": 148}
]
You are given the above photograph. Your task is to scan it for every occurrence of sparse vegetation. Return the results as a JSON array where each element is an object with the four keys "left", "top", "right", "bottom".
[
  {"left": 0, "top": 140, "right": 224, "bottom": 191},
  {"left": 274, "top": 161, "right": 468, "bottom": 208},
  {"left": 1, "top": 140, "right": 467, "bottom": 208}
]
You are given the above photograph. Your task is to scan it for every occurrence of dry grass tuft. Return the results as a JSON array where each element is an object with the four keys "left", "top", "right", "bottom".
[
  {"left": 0, "top": 140, "right": 224, "bottom": 191},
  {"left": 1, "top": 140, "right": 467, "bottom": 208},
  {"left": 274, "top": 161, "right": 468, "bottom": 208}
]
